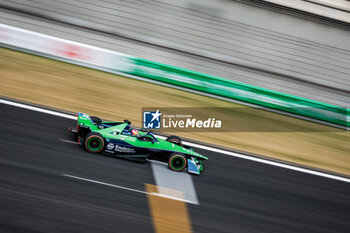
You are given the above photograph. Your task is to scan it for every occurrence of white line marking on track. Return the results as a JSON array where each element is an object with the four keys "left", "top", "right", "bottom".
[
  {"left": 150, "top": 161, "right": 199, "bottom": 205},
  {"left": 1, "top": 98, "right": 349, "bottom": 184},
  {"left": 183, "top": 141, "right": 350, "bottom": 184},
  {"left": 59, "top": 139, "right": 79, "bottom": 144},
  {"left": 63, "top": 174, "right": 146, "bottom": 194},
  {"left": 0, "top": 99, "right": 75, "bottom": 120},
  {"left": 150, "top": 193, "right": 196, "bottom": 204},
  {"left": 62, "top": 174, "right": 196, "bottom": 204}
]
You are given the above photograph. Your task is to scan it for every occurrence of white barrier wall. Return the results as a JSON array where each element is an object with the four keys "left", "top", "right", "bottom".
[
  {"left": 2, "top": 0, "right": 350, "bottom": 95},
  {"left": 0, "top": 23, "right": 132, "bottom": 70}
]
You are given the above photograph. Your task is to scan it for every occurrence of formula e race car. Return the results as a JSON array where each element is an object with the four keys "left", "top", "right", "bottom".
[{"left": 68, "top": 113, "right": 208, "bottom": 175}]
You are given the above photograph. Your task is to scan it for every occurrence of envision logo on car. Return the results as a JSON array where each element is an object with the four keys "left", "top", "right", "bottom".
[{"left": 106, "top": 143, "right": 115, "bottom": 150}]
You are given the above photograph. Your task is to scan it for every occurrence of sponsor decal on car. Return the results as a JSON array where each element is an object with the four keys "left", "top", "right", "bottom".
[
  {"left": 114, "top": 145, "right": 135, "bottom": 153},
  {"left": 106, "top": 143, "right": 115, "bottom": 150}
]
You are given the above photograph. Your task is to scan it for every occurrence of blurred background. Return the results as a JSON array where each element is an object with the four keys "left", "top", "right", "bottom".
[
  {"left": 1, "top": 0, "right": 350, "bottom": 106},
  {"left": 1, "top": 1, "right": 350, "bottom": 233}
]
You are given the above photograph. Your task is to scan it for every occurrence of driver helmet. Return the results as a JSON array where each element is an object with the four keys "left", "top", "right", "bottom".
[{"left": 131, "top": 129, "right": 139, "bottom": 136}]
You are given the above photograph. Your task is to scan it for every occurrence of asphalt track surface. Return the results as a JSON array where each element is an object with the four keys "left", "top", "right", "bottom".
[{"left": 0, "top": 102, "right": 350, "bottom": 233}]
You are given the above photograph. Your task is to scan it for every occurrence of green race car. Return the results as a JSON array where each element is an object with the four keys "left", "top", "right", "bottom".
[{"left": 68, "top": 113, "right": 208, "bottom": 174}]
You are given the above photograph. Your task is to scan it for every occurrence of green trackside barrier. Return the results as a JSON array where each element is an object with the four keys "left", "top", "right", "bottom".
[{"left": 114, "top": 56, "right": 348, "bottom": 127}]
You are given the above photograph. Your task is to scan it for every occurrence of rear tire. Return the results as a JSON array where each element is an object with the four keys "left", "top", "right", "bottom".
[
  {"left": 166, "top": 135, "right": 183, "bottom": 147},
  {"left": 85, "top": 132, "right": 104, "bottom": 153},
  {"left": 168, "top": 153, "right": 187, "bottom": 172},
  {"left": 90, "top": 116, "right": 102, "bottom": 126}
]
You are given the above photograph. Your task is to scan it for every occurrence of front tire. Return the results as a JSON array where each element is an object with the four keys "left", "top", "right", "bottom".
[
  {"left": 85, "top": 132, "right": 104, "bottom": 153},
  {"left": 168, "top": 153, "right": 187, "bottom": 172}
]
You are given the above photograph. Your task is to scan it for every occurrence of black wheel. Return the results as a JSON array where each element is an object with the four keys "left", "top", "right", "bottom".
[
  {"left": 90, "top": 116, "right": 102, "bottom": 126},
  {"left": 84, "top": 132, "right": 104, "bottom": 153},
  {"left": 166, "top": 135, "right": 183, "bottom": 147},
  {"left": 168, "top": 153, "right": 187, "bottom": 172}
]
